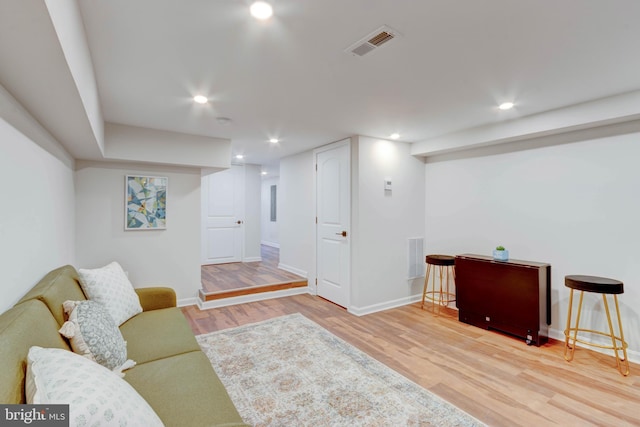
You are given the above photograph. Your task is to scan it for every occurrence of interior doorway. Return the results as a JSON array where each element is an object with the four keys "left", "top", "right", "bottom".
[
  {"left": 315, "top": 139, "right": 351, "bottom": 308},
  {"left": 201, "top": 166, "right": 244, "bottom": 265}
]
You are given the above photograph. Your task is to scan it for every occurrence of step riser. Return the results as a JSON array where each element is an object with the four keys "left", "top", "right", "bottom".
[{"left": 199, "top": 280, "right": 307, "bottom": 302}]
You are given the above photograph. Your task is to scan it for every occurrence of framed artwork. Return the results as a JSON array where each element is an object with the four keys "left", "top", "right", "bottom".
[{"left": 125, "top": 175, "right": 167, "bottom": 230}]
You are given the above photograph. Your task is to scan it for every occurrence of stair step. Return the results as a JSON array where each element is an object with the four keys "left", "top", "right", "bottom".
[{"left": 199, "top": 280, "right": 307, "bottom": 302}]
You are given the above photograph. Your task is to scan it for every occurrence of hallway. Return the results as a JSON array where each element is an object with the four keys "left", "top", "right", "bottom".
[{"left": 199, "top": 245, "right": 307, "bottom": 301}]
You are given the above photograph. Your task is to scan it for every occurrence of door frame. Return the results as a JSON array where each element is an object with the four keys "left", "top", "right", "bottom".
[{"left": 313, "top": 138, "right": 351, "bottom": 307}]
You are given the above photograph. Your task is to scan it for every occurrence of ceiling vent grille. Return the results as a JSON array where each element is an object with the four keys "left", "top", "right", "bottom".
[
  {"left": 345, "top": 25, "right": 401, "bottom": 57},
  {"left": 368, "top": 31, "right": 394, "bottom": 47}
]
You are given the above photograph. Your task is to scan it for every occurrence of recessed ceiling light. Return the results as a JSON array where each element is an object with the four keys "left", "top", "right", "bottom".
[
  {"left": 250, "top": 1, "right": 273, "bottom": 20},
  {"left": 498, "top": 102, "right": 514, "bottom": 110},
  {"left": 269, "top": 138, "right": 279, "bottom": 143},
  {"left": 235, "top": 154, "right": 244, "bottom": 160},
  {"left": 261, "top": 171, "right": 268, "bottom": 175},
  {"left": 390, "top": 133, "right": 400, "bottom": 140},
  {"left": 193, "top": 95, "right": 208, "bottom": 104}
]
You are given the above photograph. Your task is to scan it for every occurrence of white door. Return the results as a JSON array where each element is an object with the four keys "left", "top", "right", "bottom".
[
  {"left": 201, "top": 166, "right": 244, "bottom": 265},
  {"left": 316, "top": 141, "right": 350, "bottom": 308}
]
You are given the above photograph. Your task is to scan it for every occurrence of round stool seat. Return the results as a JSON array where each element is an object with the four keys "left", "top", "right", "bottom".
[
  {"left": 425, "top": 254, "right": 455, "bottom": 266},
  {"left": 565, "top": 275, "right": 623, "bottom": 294}
]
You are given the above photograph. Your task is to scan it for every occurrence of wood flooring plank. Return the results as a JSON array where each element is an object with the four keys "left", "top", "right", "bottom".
[
  {"left": 181, "top": 294, "right": 640, "bottom": 426},
  {"left": 201, "top": 245, "right": 306, "bottom": 294}
]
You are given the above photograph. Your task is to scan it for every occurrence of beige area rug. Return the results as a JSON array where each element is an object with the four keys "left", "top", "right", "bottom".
[{"left": 197, "top": 313, "right": 485, "bottom": 427}]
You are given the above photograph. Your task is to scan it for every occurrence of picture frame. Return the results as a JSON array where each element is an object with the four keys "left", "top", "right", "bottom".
[{"left": 125, "top": 175, "right": 167, "bottom": 230}]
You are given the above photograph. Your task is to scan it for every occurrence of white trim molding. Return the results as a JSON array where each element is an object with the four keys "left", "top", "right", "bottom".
[
  {"left": 277, "top": 263, "right": 308, "bottom": 278},
  {"left": 348, "top": 294, "right": 422, "bottom": 317},
  {"left": 547, "top": 327, "right": 639, "bottom": 365},
  {"left": 177, "top": 297, "right": 198, "bottom": 307},
  {"left": 197, "top": 287, "right": 310, "bottom": 310},
  {"left": 243, "top": 256, "right": 262, "bottom": 263}
]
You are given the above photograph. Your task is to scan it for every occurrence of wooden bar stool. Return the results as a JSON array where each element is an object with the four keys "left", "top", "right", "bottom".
[
  {"left": 421, "top": 255, "right": 456, "bottom": 313},
  {"left": 564, "top": 275, "right": 630, "bottom": 376}
]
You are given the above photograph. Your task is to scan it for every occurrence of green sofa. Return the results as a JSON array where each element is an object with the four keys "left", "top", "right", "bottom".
[{"left": 0, "top": 265, "right": 247, "bottom": 427}]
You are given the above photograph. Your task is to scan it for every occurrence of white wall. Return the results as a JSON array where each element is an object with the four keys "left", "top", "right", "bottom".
[
  {"left": 75, "top": 161, "right": 201, "bottom": 303},
  {"left": 0, "top": 89, "right": 76, "bottom": 313},
  {"left": 424, "top": 133, "right": 640, "bottom": 359},
  {"left": 279, "top": 151, "right": 315, "bottom": 278},
  {"left": 351, "top": 136, "right": 426, "bottom": 312},
  {"left": 261, "top": 177, "right": 280, "bottom": 247},
  {"left": 243, "top": 164, "right": 262, "bottom": 261}
]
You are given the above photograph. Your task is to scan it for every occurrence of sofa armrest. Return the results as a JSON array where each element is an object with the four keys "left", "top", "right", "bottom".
[{"left": 135, "top": 287, "right": 176, "bottom": 311}]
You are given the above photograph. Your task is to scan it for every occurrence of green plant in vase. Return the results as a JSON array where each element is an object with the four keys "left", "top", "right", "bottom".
[{"left": 493, "top": 245, "right": 509, "bottom": 261}]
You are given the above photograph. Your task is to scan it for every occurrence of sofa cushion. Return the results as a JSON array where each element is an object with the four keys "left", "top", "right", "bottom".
[
  {"left": 27, "top": 346, "right": 163, "bottom": 427},
  {"left": 124, "top": 351, "right": 246, "bottom": 427},
  {"left": 119, "top": 307, "right": 201, "bottom": 364},
  {"left": 17, "top": 265, "right": 87, "bottom": 325},
  {"left": 59, "top": 300, "right": 135, "bottom": 373},
  {"left": 78, "top": 261, "right": 143, "bottom": 325},
  {"left": 0, "top": 300, "right": 70, "bottom": 404}
]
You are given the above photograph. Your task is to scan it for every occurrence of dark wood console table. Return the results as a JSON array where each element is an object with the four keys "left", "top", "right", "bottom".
[{"left": 455, "top": 254, "right": 551, "bottom": 346}]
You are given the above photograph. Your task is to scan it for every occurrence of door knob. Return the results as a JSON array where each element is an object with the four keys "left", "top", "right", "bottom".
[{"left": 335, "top": 231, "right": 347, "bottom": 237}]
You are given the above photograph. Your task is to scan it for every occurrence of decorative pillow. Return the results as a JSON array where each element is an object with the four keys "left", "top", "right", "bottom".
[
  {"left": 59, "top": 300, "right": 135, "bottom": 375},
  {"left": 78, "top": 261, "right": 142, "bottom": 325},
  {"left": 26, "top": 346, "right": 164, "bottom": 427}
]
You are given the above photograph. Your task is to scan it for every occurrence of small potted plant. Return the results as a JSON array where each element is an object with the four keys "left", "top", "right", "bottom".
[{"left": 493, "top": 245, "right": 509, "bottom": 261}]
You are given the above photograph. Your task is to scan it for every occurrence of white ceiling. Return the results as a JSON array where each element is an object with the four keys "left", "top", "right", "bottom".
[{"left": 30, "top": 1, "right": 640, "bottom": 167}]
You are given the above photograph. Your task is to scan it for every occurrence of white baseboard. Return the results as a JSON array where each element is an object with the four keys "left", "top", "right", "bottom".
[
  {"left": 178, "top": 297, "right": 198, "bottom": 307},
  {"left": 348, "top": 294, "right": 422, "bottom": 317},
  {"left": 548, "top": 327, "right": 640, "bottom": 364},
  {"left": 277, "top": 263, "right": 307, "bottom": 278},
  {"left": 261, "top": 241, "right": 280, "bottom": 248},
  {"left": 197, "top": 287, "right": 310, "bottom": 310},
  {"left": 243, "top": 256, "right": 262, "bottom": 263}
]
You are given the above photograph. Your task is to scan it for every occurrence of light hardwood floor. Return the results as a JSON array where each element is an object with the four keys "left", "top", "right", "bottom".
[
  {"left": 201, "top": 245, "right": 306, "bottom": 294},
  {"left": 181, "top": 295, "right": 640, "bottom": 427}
]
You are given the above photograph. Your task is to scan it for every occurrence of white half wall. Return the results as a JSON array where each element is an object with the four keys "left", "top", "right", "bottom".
[
  {"left": 75, "top": 161, "right": 201, "bottom": 301},
  {"left": 243, "top": 164, "right": 262, "bottom": 261},
  {"left": 279, "top": 150, "right": 314, "bottom": 280},
  {"left": 351, "top": 136, "right": 426, "bottom": 311},
  {"left": 424, "top": 132, "right": 640, "bottom": 358},
  {"left": 261, "top": 177, "right": 280, "bottom": 247},
  {"left": 0, "top": 88, "right": 76, "bottom": 313}
]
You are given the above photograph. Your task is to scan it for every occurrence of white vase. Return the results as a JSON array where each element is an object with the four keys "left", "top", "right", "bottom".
[{"left": 493, "top": 249, "right": 509, "bottom": 261}]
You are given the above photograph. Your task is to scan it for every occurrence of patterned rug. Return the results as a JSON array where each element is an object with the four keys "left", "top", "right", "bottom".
[{"left": 197, "top": 313, "right": 485, "bottom": 427}]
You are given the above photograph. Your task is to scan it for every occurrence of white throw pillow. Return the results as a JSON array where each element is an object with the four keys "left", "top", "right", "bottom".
[
  {"left": 78, "top": 262, "right": 142, "bottom": 325},
  {"left": 26, "top": 346, "right": 164, "bottom": 427},
  {"left": 59, "top": 300, "right": 136, "bottom": 375}
]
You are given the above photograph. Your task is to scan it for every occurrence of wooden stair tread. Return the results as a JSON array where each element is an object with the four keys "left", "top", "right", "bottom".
[{"left": 199, "top": 280, "right": 307, "bottom": 301}]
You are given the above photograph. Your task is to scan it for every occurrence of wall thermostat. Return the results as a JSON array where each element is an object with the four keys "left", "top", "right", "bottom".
[{"left": 384, "top": 179, "right": 392, "bottom": 191}]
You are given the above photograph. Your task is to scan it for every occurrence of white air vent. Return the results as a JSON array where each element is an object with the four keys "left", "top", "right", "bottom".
[
  {"left": 407, "top": 237, "right": 424, "bottom": 280},
  {"left": 345, "top": 25, "right": 401, "bottom": 57}
]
